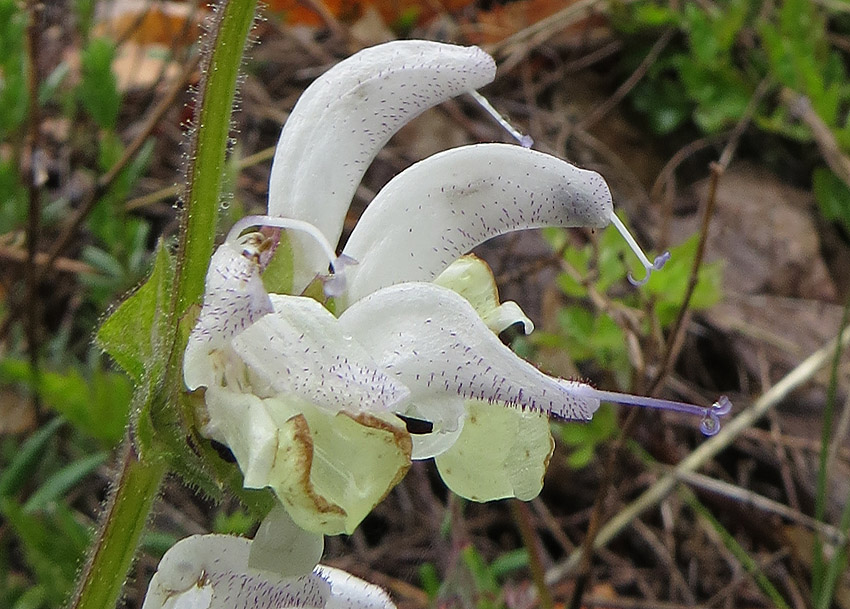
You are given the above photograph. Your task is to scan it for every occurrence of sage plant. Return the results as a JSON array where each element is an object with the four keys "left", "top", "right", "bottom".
[{"left": 86, "top": 26, "right": 731, "bottom": 609}]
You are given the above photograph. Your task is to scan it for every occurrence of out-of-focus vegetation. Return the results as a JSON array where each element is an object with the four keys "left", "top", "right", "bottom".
[
  {"left": 1, "top": 1, "right": 849, "bottom": 608},
  {"left": 615, "top": 0, "right": 850, "bottom": 233}
]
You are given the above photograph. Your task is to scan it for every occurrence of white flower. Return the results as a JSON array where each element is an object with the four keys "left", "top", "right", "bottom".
[
  {"left": 184, "top": 40, "right": 730, "bottom": 535},
  {"left": 142, "top": 519, "right": 394, "bottom": 609}
]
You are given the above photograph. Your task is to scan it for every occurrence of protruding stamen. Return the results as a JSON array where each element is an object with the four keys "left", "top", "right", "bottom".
[
  {"left": 227, "top": 215, "right": 350, "bottom": 296},
  {"left": 607, "top": 212, "right": 670, "bottom": 286},
  {"left": 468, "top": 90, "right": 534, "bottom": 148},
  {"left": 571, "top": 385, "right": 732, "bottom": 436}
]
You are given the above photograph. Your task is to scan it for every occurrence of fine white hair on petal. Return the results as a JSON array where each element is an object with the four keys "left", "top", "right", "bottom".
[
  {"left": 184, "top": 240, "right": 273, "bottom": 391},
  {"left": 268, "top": 40, "right": 497, "bottom": 293},
  {"left": 340, "top": 143, "right": 613, "bottom": 306},
  {"left": 338, "top": 282, "right": 600, "bottom": 424},
  {"left": 229, "top": 294, "right": 411, "bottom": 414},
  {"left": 141, "top": 535, "right": 330, "bottom": 609}
]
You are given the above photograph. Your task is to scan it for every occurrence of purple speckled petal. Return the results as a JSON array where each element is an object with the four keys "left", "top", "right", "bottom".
[
  {"left": 268, "top": 41, "right": 496, "bottom": 293},
  {"left": 184, "top": 239, "right": 273, "bottom": 391},
  {"left": 340, "top": 144, "right": 613, "bottom": 306},
  {"left": 338, "top": 282, "right": 602, "bottom": 428},
  {"left": 141, "top": 534, "right": 398, "bottom": 609},
  {"left": 141, "top": 535, "right": 329, "bottom": 609},
  {"left": 229, "top": 294, "right": 410, "bottom": 415}
]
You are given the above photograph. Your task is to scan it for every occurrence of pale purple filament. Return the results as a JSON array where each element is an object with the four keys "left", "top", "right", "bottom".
[{"left": 573, "top": 385, "right": 732, "bottom": 436}]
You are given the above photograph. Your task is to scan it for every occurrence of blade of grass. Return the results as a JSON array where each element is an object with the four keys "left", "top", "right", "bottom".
[
  {"left": 813, "top": 297, "right": 850, "bottom": 609},
  {"left": 0, "top": 417, "right": 64, "bottom": 497},
  {"left": 682, "top": 487, "right": 791, "bottom": 609},
  {"left": 23, "top": 452, "right": 107, "bottom": 513}
]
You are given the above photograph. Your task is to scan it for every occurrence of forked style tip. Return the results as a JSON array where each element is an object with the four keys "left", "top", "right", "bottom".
[
  {"left": 628, "top": 251, "right": 671, "bottom": 287},
  {"left": 699, "top": 396, "right": 733, "bottom": 436},
  {"left": 607, "top": 212, "right": 670, "bottom": 287}
]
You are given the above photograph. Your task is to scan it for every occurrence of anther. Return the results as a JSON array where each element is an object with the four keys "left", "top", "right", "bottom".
[{"left": 607, "top": 212, "right": 670, "bottom": 286}]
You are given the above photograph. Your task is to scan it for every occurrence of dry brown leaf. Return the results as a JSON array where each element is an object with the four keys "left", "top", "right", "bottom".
[
  {"left": 94, "top": 0, "right": 204, "bottom": 46},
  {"left": 0, "top": 389, "right": 37, "bottom": 435}
]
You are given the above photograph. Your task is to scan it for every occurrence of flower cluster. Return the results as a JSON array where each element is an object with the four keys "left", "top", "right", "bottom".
[{"left": 182, "top": 40, "right": 731, "bottom": 537}]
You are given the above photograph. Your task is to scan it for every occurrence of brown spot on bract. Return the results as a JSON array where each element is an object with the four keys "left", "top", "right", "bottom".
[{"left": 288, "top": 414, "right": 346, "bottom": 517}]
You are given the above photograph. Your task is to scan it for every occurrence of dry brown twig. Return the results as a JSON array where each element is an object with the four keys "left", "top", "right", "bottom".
[
  {"left": 485, "top": 0, "right": 635, "bottom": 73},
  {"left": 0, "top": 52, "right": 200, "bottom": 345},
  {"left": 0, "top": 245, "right": 95, "bottom": 275},
  {"left": 510, "top": 500, "right": 555, "bottom": 609},
  {"left": 672, "top": 468, "right": 846, "bottom": 546},
  {"left": 546, "top": 323, "right": 850, "bottom": 584},
  {"left": 648, "top": 78, "right": 771, "bottom": 394},
  {"left": 576, "top": 29, "right": 675, "bottom": 133},
  {"left": 783, "top": 87, "right": 850, "bottom": 187},
  {"left": 36, "top": 52, "right": 201, "bottom": 284},
  {"left": 126, "top": 143, "right": 275, "bottom": 211},
  {"left": 565, "top": 76, "right": 770, "bottom": 609}
]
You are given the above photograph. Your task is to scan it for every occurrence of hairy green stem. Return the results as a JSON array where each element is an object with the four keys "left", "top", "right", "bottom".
[
  {"left": 174, "top": 0, "right": 259, "bottom": 315},
  {"left": 68, "top": 1, "right": 259, "bottom": 607},
  {"left": 69, "top": 443, "right": 167, "bottom": 609}
]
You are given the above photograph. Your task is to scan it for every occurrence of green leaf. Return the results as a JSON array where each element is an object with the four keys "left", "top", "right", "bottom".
[
  {"left": 560, "top": 404, "right": 618, "bottom": 469},
  {"left": 213, "top": 507, "right": 256, "bottom": 535},
  {"left": 0, "top": 361, "right": 131, "bottom": 445},
  {"left": 12, "top": 585, "right": 47, "bottom": 609},
  {"left": 630, "top": 74, "right": 692, "bottom": 135},
  {"left": 0, "top": 418, "right": 64, "bottom": 498},
  {"left": 418, "top": 563, "right": 441, "bottom": 599},
  {"left": 0, "top": 499, "right": 87, "bottom": 607},
  {"left": 77, "top": 37, "right": 120, "bottom": 130},
  {"left": 489, "top": 549, "right": 529, "bottom": 577},
  {"left": 556, "top": 306, "right": 629, "bottom": 373},
  {"left": 0, "top": 158, "right": 26, "bottom": 232},
  {"left": 23, "top": 453, "right": 108, "bottom": 513},
  {"left": 461, "top": 545, "right": 500, "bottom": 597},
  {"left": 645, "top": 233, "right": 723, "bottom": 325},
  {"left": 813, "top": 167, "right": 850, "bottom": 233},
  {"left": 73, "top": 0, "right": 98, "bottom": 38},
  {"left": 0, "top": 0, "right": 28, "bottom": 135},
  {"left": 140, "top": 531, "right": 180, "bottom": 558},
  {"left": 97, "top": 241, "right": 174, "bottom": 383},
  {"left": 676, "top": 57, "right": 751, "bottom": 133}
]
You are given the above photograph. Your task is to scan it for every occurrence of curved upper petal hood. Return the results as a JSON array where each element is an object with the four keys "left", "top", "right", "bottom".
[
  {"left": 338, "top": 282, "right": 601, "bottom": 424},
  {"left": 268, "top": 41, "right": 496, "bottom": 293},
  {"left": 340, "top": 143, "right": 613, "bottom": 305}
]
